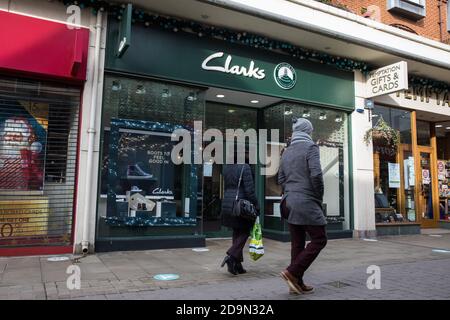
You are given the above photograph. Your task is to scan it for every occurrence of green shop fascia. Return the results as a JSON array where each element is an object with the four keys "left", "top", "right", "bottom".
[{"left": 95, "top": 15, "right": 355, "bottom": 252}]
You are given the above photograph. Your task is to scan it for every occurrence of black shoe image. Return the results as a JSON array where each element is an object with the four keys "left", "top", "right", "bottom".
[
  {"left": 127, "top": 164, "right": 156, "bottom": 180},
  {"left": 235, "top": 262, "right": 247, "bottom": 274},
  {"left": 220, "top": 255, "right": 238, "bottom": 275}
]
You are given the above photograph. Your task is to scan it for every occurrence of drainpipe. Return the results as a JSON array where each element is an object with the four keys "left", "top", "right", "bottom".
[
  {"left": 438, "top": 0, "right": 443, "bottom": 42},
  {"left": 81, "top": 10, "right": 103, "bottom": 255}
]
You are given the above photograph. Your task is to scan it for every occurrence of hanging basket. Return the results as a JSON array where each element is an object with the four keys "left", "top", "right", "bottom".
[{"left": 364, "top": 117, "right": 400, "bottom": 148}]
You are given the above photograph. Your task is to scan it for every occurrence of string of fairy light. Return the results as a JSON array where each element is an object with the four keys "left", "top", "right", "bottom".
[{"left": 60, "top": 0, "right": 450, "bottom": 93}]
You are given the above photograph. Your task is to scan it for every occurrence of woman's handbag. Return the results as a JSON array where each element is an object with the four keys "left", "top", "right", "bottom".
[
  {"left": 231, "top": 165, "right": 258, "bottom": 222},
  {"left": 249, "top": 217, "right": 264, "bottom": 261}
]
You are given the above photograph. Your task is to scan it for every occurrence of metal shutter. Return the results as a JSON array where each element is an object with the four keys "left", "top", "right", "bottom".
[{"left": 0, "top": 76, "right": 80, "bottom": 248}]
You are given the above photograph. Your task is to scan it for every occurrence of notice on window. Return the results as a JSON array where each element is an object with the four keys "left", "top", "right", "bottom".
[
  {"left": 388, "top": 162, "right": 401, "bottom": 189},
  {"left": 437, "top": 160, "right": 446, "bottom": 181},
  {"left": 422, "top": 169, "right": 430, "bottom": 185},
  {"left": 408, "top": 157, "right": 415, "bottom": 187}
]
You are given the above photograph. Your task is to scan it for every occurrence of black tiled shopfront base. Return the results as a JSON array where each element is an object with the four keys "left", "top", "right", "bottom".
[
  {"left": 262, "top": 229, "right": 353, "bottom": 242},
  {"left": 95, "top": 235, "right": 206, "bottom": 252},
  {"left": 376, "top": 223, "right": 421, "bottom": 236}
]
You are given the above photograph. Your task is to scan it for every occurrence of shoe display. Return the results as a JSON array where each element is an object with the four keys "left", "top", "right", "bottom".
[{"left": 127, "top": 164, "right": 156, "bottom": 180}]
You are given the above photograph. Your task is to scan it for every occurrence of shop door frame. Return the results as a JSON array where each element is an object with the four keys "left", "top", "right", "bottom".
[{"left": 415, "top": 145, "right": 440, "bottom": 228}]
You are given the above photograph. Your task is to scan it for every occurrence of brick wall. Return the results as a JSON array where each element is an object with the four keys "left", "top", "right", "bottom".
[{"left": 323, "top": 0, "right": 449, "bottom": 43}]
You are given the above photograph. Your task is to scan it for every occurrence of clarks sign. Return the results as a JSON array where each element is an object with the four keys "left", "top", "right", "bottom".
[{"left": 201, "top": 52, "right": 266, "bottom": 80}]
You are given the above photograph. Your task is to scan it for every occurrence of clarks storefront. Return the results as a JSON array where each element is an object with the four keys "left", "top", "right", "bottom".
[{"left": 95, "top": 15, "right": 356, "bottom": 251}]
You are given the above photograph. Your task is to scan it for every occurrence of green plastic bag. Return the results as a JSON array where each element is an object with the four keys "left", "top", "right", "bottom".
[{"left": 249, "top": 217, "right": 264, "bottom": 261}]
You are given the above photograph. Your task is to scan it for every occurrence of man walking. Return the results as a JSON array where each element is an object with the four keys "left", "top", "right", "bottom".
[{"left": 278, "top": 117, "right": 327, "bottom": 294}]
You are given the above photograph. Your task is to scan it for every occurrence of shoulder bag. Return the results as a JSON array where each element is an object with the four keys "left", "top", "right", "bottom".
[{"left": 231, "top": 165, "right": 257, "bottom": 222}]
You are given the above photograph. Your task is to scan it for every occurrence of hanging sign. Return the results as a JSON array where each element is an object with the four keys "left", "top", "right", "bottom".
[
  {"left": 365, "top": 61, "right": 408, "bottom": 98},
  {"left": 117, "top": 4, "right": 132, "bottom": 58}
]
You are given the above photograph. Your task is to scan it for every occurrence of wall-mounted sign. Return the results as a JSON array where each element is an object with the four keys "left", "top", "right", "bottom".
[
  {"left": 201, "top": 52, "right": 265, "bottom": 80},
  {"left": 273, "top": 63, "right": 297, "bottom": 90},
  {"left": 117, "top": 3, "right": 132, "bottom": 58},
  {"left": 365, "top": 61, "right": 408, "bottom": 98}
]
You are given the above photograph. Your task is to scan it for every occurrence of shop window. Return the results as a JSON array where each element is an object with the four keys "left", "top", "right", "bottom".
[
  {"left": 372, "top": 105, "right": 416, "bottom": 223},
  {"left": 417, "top": 120, "right": 431, "bottom": 146},
  {"left": 0, "top": 76, "right": 80, "bottom": 247},
  {"left": 98, "top": 75, "right": 205, "bottom": 239},
  {"left": 263, "top": 103, "right": 350, "bottom": 232},
  {"left": 387, "top": 0, "right": 426, "bottom": 20},
  {"left": 436, "top": 124, "right": 450, "bottom": 221}
]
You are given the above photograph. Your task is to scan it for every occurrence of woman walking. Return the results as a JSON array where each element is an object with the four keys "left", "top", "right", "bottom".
[
  {"left": 278, "top": 118, "right": 327, "bottom": 294},
  {"left": 220, "top": 159, "right": 259, "bottom": 275}
]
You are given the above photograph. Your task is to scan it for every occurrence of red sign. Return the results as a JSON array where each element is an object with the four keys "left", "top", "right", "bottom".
[{"left": 0, "top": 11, "right": 89, "bottom": 81}]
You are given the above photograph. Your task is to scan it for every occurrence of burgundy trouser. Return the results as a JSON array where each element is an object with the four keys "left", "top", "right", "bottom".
[
  {"left": 226, "top": 227, "right": 251, "bottom": 262},
  {"left": 287, "top": 224, "right": 327, "bottom": 280}
]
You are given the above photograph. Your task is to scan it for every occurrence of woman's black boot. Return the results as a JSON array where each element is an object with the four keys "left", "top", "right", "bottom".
[
  {"left": 221, "top": 255, "right": 238, "bottom": 275},
  {"left": 235, "top": 262, "right": 247, "bottom": 274}
]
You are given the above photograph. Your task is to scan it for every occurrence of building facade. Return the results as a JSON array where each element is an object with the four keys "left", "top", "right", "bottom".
[
  {"left": 0, "top": 0, "right": 449, "bottom": 255},
  {"left": 317, "top": 0, "right": 449, "bottom": 43}
]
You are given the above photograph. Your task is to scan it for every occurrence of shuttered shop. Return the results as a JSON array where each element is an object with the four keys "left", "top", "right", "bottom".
[{"left": 0, "top": 76, "right": 80, "bottom": 248}]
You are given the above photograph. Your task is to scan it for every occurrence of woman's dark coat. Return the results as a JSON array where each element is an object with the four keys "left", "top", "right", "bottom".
[
  {"left": 221, "top": 164, "right": 259, "bottom": 229},
  {"left": 278, "top": 141, "right": 327, "bottom": 226}
]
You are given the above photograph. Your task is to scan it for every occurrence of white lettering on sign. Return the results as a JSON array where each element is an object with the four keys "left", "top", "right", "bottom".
[
  {"left": 201, "top": 52, "right": 266, "bottom": 80},
  {"left": 365, "top": 61, "right": 408, "bottom": 98}
]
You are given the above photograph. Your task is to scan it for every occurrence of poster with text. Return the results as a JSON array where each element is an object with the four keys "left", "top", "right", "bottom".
[{"left": 388, "top": 162, "right": 400, "bottom": 189}]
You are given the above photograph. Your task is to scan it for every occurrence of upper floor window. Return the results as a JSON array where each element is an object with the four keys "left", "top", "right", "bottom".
[{"left": 387, "top": 0, "right": 426, "bottom": 20}]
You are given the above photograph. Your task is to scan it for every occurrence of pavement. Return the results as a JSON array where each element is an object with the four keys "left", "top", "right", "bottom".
[{"left": 1, "top": 229, "right": 450, "bottom": 300}]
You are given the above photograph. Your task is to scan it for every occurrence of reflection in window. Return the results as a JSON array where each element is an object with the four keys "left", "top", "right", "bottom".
[{"left": 263, "top": 103, "right": 350, "bottom": 231}]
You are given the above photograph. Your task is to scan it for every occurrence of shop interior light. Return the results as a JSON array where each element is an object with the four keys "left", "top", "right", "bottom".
[
  {"left": 228, "top": 109, "right": 235, "bottom": 113},
  {"left": 302, "top": 110, "right": 310, "bottom": 118},
  {"left": 371, "top": 114, "right": 379, "bottom": 118},
  {"left": 335, "top": 115, "right": 343, "bottom": 123},
  {"left": 111, "top": 81, "right": 121, "bottom": 91},
  {"left": 162, "top": 89, "right": 171, "bottom": 98},
  {"left": 446, "top": 127, "right": 450, "bottom": 130},
  {"left": 187, "top": 92, "right": 198, "bottom": 101},
  {"left": 319, "top": 113, "right": 327, "bottom": 120},
  {"left": 216, "top": 94, "right": 225, "bottom": 98},
  {"left": 435, "top": 124, "right": 443, "bottom": 128},
  {"left": 136, "top": 85, "right": 146, "bottom": 94},
  {"left": 284, "top": 109, "right": 293, "bottom": 115},
  {"left": 250, "top": 100, "right": 259, "bottom": 104}
]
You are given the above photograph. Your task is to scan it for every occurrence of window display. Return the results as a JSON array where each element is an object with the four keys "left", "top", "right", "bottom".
[
  {"left": 97, "top": 75, "right": 205, "bottom": 237},
  {"left": 372, "top": 105, "right": 416, "bottom": 223}
]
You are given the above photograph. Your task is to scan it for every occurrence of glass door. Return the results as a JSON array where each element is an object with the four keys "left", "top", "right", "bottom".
[
  {"left": 417, "top": 147, "right": 438, "bottom": 227},
  {"left": 202, "top": 102, "right": 258, "bottom": 237}
]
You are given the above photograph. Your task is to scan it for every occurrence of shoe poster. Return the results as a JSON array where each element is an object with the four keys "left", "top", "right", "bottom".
[
  {"left": 116, "top": 129, "right": 175, "bottom": 198},
  {"left": 0, "top": 100, "right": 47, "bottom": 192}
]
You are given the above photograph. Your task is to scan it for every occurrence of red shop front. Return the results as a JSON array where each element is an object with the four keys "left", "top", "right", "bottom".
[{"left": 0, "top": 10, "right": 89, "bottom": 256}]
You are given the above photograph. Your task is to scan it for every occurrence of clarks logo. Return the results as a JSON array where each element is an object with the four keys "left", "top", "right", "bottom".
[{"left": 201, "top": 52, "right": 266, "bottom": 80}]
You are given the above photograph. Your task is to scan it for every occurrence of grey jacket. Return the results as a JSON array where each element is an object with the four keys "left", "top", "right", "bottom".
[{"left": 278, "top": 141, "right": 327, "bottom": 226}]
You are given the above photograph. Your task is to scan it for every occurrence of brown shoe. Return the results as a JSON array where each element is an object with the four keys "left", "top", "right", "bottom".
[
  {"left": 280, "top": 270, "right": 303, "bottom": 294},
  {"left": 299, "top": 282, "right": 314, "bottom": 293},
  {"left": 289, "top": 280, "right": 314, "bottom": 295}
]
